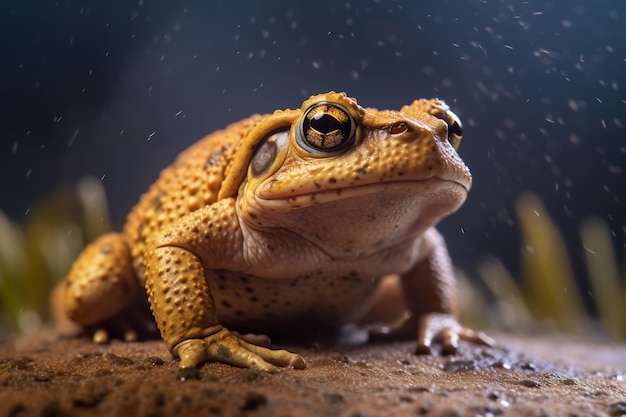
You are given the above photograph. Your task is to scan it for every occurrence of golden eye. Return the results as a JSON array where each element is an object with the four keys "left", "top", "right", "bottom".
[{"left": 297, "top": 102, "right": 356, "bottom": 152}]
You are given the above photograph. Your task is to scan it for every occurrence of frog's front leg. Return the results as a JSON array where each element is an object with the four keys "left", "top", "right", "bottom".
[
  {"left": 401, "top": 228, "right": 494, "bottom": 354},
  {"left": 62, "top": 232, "right": 148, "bottom": 343},
  {"left": 144, "top": 199, "right": 306, "bottom": 374}
]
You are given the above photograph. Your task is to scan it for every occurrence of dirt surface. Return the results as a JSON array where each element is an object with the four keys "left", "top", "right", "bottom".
[{"left": 1, "top": 330, "right": 625, "bottom": 417}]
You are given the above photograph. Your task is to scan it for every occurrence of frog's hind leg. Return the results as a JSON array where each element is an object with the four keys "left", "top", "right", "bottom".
[{"left": 59, "top": 232, "right": 147, "bottom": 343}]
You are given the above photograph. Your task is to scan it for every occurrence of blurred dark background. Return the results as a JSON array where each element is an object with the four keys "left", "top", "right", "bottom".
[{"left": 1, "top": 0, "right": 624, "bottom": 302}]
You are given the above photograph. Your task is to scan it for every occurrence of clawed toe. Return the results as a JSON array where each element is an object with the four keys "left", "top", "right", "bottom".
[{"left": 416, "top": 313, "right": 493, "bottom": 355}]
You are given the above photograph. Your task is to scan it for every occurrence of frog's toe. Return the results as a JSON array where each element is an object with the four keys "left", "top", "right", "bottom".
[
  {"left": 416, "top": 313, "right": 494, "bottom": 355},
  {"left": 92, "top": 328, "right": 110, "bottom": 344},
  {"left": 87, "top": 315, "right": 141, "bottom": 344},
  {"left": 232, "top": 331, "right": 272, "bottom": 347},
  {"left": 175, "top": 328, "right": 306, "bottom": 372},
  {"left": 239, "top": 338, "right": 306, "bottom": 369}
]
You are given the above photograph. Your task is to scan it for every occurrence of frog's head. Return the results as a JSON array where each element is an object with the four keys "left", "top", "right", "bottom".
[{"left": 221, "top": 92, "right": 471, "bottom": 256}]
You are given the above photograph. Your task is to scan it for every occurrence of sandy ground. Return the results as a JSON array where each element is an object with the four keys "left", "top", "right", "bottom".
[{"left": 1, "top": 330, "right": 625, "bottom": 417}]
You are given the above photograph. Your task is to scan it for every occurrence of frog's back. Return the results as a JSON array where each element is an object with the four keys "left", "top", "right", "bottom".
[{"left": 123, "top": 114, "right": 264, "bottom": 279}]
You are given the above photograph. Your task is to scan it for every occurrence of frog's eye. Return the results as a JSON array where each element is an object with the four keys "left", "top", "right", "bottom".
[
  {"left": 445, "top": 109, "right": 463, "bottom": 149},
  {"left": 250, "top": 130, "right": 289, "bottom": 178},
  {"left": 297, "top": 102, "right": 356, "bottom": 153}
]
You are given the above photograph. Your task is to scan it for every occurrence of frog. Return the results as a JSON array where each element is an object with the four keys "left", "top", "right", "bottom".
[{"left": 58, "top": 91, "right": 493, "bottom": 376}]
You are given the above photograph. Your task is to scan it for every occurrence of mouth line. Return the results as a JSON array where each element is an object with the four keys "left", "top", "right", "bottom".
[{"left": 257, "top": 176, "right": 469, "bottom": 203}]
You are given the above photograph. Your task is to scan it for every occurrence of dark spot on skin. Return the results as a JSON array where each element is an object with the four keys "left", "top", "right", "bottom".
[
  {"left": 355, "top": 165, "right": 369, "bottom": 175},
  {"left": 250, "top": 297, "right": 258, "bottom": 302},
  {"left": 235, "top": 310, "right": 244, "bottom": 316},
  {"left": 249, "top": 213, "right": 258, "bottom": 219},
  {"left": 314, "top": 181, "right": 322, "bottom": 189},
  {"left": 218, "top": 284, "right": 225, "bottom": 291},
  {"left": 245, "top": 287, "right": 254, "bottom": 293},
  {"left": 290, "top": 280, "right": 298, "bottom": 287},
  {"left": 205, "top": 146, "right": 229, "bottom": 169},
  {"left": 266, "top": 245, "right": 275, "bottom": 251},
  {"left": 329, "top": 178, "right": 337, "bottom": 184},
  {"left": 152, "top": 192, "right": 165, "bottom": 212},
  {"left": 398, "top": 172, "right": 404, "bottom": 176},
  {"left": 239, "top": 276, "right": 249, "bottom": 283},
  {"left": 428, "top": 166, "right": 433, "bottom": 171},
  {"left": 222, "top": 300, "right": 232, "bottom": 309},
  {"left": 217, "top": 345, "right": 232, "bottom": 360}
]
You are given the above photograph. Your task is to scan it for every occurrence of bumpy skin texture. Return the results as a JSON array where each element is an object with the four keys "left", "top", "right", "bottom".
[{"left": 60, "top": 92, "right": 492, "bottom": 373}]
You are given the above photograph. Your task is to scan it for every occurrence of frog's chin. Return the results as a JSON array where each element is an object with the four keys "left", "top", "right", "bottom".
[{"left": 254, "top": 177, "right": 467, "bottom": 213}]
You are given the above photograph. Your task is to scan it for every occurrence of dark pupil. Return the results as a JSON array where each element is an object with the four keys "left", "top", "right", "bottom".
[
  {"left": 311, "top": 113, "right": 342, "bottom": 134},
  {"left": 449, "top": 119, "right": 462, "bottom": 138}
]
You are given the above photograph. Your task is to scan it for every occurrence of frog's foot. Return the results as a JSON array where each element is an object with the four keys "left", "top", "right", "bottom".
[
  {"left": 174, "top": 327, "right": 306, "bottom": 375},
  {"left": 416, "top": 313, "right": 494, "bottom": 355}
]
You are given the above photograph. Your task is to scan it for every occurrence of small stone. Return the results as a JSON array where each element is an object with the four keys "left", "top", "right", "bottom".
[
  {"left": 409, "top": 386, "right": 431, "bottom": 393},
  {"left": 443, "top": 359, "right": 478, "bottom": 372},
  {"left": 492, "top": 360, "right": 512, "bottom": 370},
  {"left": 416, "top": 402, "right": 433, "bottom": 415},
  {"left": 241, "top": 391, "right": 268, "bottom": 411},
  {"left": 324, "top": 392, "right": 346, "bottom": 404},
  {"left": 520, "top": 379, "right": 542, "bottom": 388},
  {"left": 609, "top": 402, "right": 626, "bottom": 416},
  {"left": 143, "top": 356, "right": 166, "bottom": 366},
  {"left": 520, "top": 362, "right": 537, "bottom": 371},
  {"left": 104, "top": 353, "right": 135, "bottom": 367},
  {"left": 10, "top": 360, "right": 28, "bottom": 370}
]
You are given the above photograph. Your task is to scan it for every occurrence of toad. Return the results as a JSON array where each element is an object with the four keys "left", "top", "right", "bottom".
[{"left": 58, "top": 92, "right": 492, "bottom": 375}]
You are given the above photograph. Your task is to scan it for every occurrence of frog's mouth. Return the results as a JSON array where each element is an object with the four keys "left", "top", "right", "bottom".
[{"left": 254, "top": 176, "right": 468, "bottom": 212}]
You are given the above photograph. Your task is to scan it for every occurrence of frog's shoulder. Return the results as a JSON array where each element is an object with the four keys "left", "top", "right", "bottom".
[{"left": 122, "top": 114, "right": 263, "bottom": 275}]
